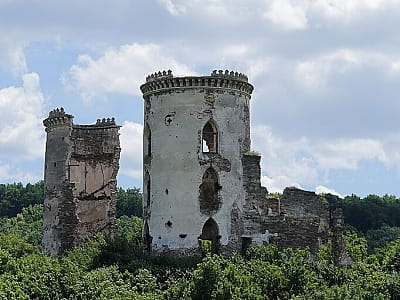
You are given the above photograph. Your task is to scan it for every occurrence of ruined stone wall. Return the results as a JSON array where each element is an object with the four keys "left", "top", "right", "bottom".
[
  {"left": 262, "top": 187, "right": 330, "bottom": 254},
  {"left": 242, "top": 154, "right": 267, "bottom": 236},
  {"left": 43, "top": 109, "right": 121, "bottom": 255}
]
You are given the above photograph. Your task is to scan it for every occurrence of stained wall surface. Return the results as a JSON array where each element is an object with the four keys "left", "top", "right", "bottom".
[
  {"left": 140, "top": 70, "right": 347, "bottom": 258},
  {"left": 43, "top": 109, "right": 121, "bottom": 255},
  {"left": 141, "top": 70, "right": 254, "bottom": 255}
]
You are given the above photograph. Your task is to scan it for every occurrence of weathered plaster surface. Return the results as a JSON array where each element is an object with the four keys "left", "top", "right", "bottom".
[
  {"left": 140, "top": 70, "right": 348, "bottom": 259},
  {"left": 43, "top": 109, "right": 121, "bottom": 255},
  {"left": 140, "top": 70, "right": 253, "bottom": 254}
]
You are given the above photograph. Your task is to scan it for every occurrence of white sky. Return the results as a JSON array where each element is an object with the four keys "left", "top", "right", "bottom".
[{"left": 1, "top": 0, "right": 400, "bottom": 197}]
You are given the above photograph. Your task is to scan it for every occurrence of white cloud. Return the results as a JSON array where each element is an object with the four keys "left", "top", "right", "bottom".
[
  {"left": 264, "top": 0, "right": 308, "bottom": 30},
  {"left": 0, "top": 162, "right": 42, "bottom": 183},
  {"left": 314, "top": 139, "right": 386, "bottom": 170},
  {"left": 261, "top": 175, "right": 303, "bottom": 194},
  {"left": 0, "top": 44, "right": 27, "bottom": 77},
  {"left": 315, "top": 185, "right": 343, "bottom": 198},
  {"left": 63, "top": 43, "right": 196, "bottom": 102},
  {"left": 295, "top": 49, "right": 400, "bottom": 92},
  {"left": 119, "top": 121, "right": 143, "bottom": 181},
  {"left": 159, "top": 0, "right": 186, "bottom": 15},
  {"left": 312, "top": 0, "right": 395, "bottom": 19},
  {"left": 253, "top": 125, "right": 400, "bottom": 194},
  {"left": 0, "top": 73, "right": 46, "bottom": 161}
]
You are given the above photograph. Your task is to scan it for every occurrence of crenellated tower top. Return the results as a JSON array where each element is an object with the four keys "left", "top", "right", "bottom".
[
  {"left": 43, "top": 107, "right": 74, "bottom": 132},
  {"left": 140, "top": 69, "right": 254, "bottom": 98}
]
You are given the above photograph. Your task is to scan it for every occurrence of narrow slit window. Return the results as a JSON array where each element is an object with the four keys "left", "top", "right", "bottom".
[
  {"left": 147, "top": 176, "right": 151, "bottom": 207},
  {"left": 145, "top": 172, "right": 151, "bottom": 207},
  {"left": 202, "top": 121, "right": 218, "bottom": 153},
  {"left": 144, "top": 124, "right": 151, "bottom": 157}
]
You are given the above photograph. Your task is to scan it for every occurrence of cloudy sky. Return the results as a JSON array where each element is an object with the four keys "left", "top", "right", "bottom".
[{"left": 1, "top": 0, "right": 400, "bottom": 197}]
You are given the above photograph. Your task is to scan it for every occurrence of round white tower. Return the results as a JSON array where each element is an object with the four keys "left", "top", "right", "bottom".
[{"left": 140, "top": 70, "right": 254, "bottom": 255}]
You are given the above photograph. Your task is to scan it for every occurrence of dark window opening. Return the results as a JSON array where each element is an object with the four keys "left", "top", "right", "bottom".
[
  {"left": 199, "top": 218, "right": 220, "bottom": 254},
  {"left": 143, "top": 222, "right": 152, "bottom": 252},
  {"left": 144, "top": 124, "right": 151, "bottom": 157},
  {"left": 199, "top": 168, "right": 221, "bottom": 214},
  {"left": 242, "top": 237, "right": 252, "bottom": 252},
  {"left": 202, "top": 121, "right": 218, "bottom": 153},
  {"left": 145, "top": 173, "right": 151, "bottom": 207}
]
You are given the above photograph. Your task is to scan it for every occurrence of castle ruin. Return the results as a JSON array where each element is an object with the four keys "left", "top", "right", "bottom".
[
  {"left": 42, "top": 70, "right": 348, "bottom": 262},
  {"left": 42, "top": 108, "right": 121, "bottom": 255},
  {"left": 139, "top": 70, "right": 333, "bottom": 256}
]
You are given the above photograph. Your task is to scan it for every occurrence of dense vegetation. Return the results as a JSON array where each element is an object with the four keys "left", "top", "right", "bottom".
[
  {"left": 0, "top": 182, "right": 142, "bottom": 218},
  {"left": 325, "top": 193, "right": 400, "bottom": 253},
  {"left": 2, "top": 182, "right": 400, "bottom": 299}
]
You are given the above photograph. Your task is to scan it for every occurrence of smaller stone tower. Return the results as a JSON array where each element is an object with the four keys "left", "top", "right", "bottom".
[{"left": 42, "top": 108, "right": 121, "bottom": 255}]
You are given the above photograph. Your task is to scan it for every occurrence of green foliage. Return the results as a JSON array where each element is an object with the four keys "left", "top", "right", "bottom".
[
  {"left": 344, "top": 231, "right": 368, "bottom": 263},
  {"left": 243, "top": 150, "right": 261, "bottom": 156},
  {"left": 116, "top": 187, "right": 143, "bottom": 217},
  {"left": 266, "top": 192, "right": 281, "bottom": 200},
  {"left": 0, "top": 181, "right": 142, "bottom": 219},
  {"left": 327, "top": 193, "right": 400, "bottom": 233},
  {"left": 190, "top": 254, "right": 263, "bottom": 300},
  {"left": 199, "top": 239, "right": 212, "bottom": 256},
  {"left": 0, "top": 233, "right": 39, "bottom": 258},
  {"left": 0, "top": 181, "right": 44, "bottom": 217},
  {"left": 365, "top": 226, "right": 400, "bottom": 252},
  {"left": 0, "top": 204, "right": 43, "bottom": 246},
  {"left": 2, "top": 183, "right": 400, "bottom": 299}
]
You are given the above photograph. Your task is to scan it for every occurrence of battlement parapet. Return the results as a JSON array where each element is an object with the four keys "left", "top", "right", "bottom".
[
  {"left": 96, "top": 117, "right": 116, "bottom": 126},
  {"left": 43, "top": 107, "right": 73, "bottom": 131},
  {"left": 210, "top": 69, "right": 248, "bottom": 82},
  {"left": 141, "top": 69, "right": 253, "bottom": 98},
  {"left": 73, "top": 118, "right": 120, "bottom": 131},
  {"left": 146, "top": 70, "right": 173, "bottom": 82}
]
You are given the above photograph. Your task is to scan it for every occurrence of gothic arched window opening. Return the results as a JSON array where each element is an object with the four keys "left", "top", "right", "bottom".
[
  {"left": 199, "top": 168, "right": 221, "bottom": 213},
  {"left": 202, "top": 121, "right": 218, "bottom": 153},
  {"left": 199, "top": 218, "right": 220, "bottom": 254}
]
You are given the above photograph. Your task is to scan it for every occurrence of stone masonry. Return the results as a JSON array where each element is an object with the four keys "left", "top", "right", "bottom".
[
  {"left": 261, "top": 187, "right": 330, "bottom": 254},
  {"left": 42, "top": 108, "right": 121, "bottom": 255},
  {"left": 140, "top": 69, "right": 349, "bottom": 261}
]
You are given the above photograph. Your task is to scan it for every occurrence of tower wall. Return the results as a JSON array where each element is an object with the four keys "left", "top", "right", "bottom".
[
  {"left": 140, "top": 70, "right": 254, "bottom": 255},
  {"left": 43, "top": 109, "right": 121, "bottom": 255}
]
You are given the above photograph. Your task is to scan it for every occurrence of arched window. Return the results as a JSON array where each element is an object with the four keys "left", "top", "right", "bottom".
[
  {"left": 200, "top": 218, "right": 220, "bottom": 254},
  {"left": 143, "top": 222, "right": 152, "bottom": 252},
  {"left": 144, "top": 124, "right": 151, "bottom": 157},
  {"left": 199, "top": 168, "right": 221, "bottom": 213},
  {"left": 202, "top": 120, "right": 218, "bottom": 153}
]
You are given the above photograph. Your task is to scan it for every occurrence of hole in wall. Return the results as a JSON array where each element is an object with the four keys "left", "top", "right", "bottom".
[
  {"left": 166, "top": 220, "right": 172, "bottom": 227},
  {"left": 202, "top": 121, "right": 218, "bottom": 153}
]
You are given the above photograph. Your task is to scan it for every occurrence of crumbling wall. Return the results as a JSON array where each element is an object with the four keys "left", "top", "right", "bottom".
[
  {"left": 332, "top": 208, "right": 354, "bottom": 266},
  {"left": 262, "top": 187, "right": 330, "bottom": 254},
  {"left": 43, "top": 109, "right": 121, "bottom": 255},
  {"left": 242, "top": 154, "right": 267, "bottom": 235}
]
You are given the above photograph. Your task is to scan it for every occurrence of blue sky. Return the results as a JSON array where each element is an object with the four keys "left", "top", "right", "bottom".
[{"left": 1, "top": 0, "right": 400, "bottom": 198}]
